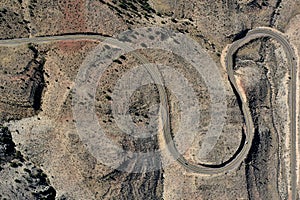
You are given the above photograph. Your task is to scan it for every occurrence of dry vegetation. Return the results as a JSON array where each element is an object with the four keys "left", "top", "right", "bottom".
[{"left": 0, "top": 0, "right": 300, "bottom": 199}]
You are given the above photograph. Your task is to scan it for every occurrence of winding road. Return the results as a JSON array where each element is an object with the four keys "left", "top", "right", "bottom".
[
  {"left": 0, "top": 27, "right": 297, "bottom": 199},
  {"left": 224, "top": 27, "right": 297, "bottom": 200}
]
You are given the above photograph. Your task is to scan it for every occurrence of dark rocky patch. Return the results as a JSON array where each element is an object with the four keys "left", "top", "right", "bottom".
[{"left": 0, "top": 126, "right": 56, "bottom": 199}]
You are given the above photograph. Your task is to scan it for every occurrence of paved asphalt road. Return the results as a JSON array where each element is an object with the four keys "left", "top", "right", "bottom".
[
  {"left": 0, "top": 28, "right": 297, "bottom": 198},
  {"left": 224, "top": 27, "right": 297, "bottom": 199}
]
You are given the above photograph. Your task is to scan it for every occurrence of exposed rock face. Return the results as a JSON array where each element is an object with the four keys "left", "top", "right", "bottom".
[
  {"left": 99, "top": 169, "right": 163, "bottom": 199},
  {"left": 0, "top": 45, "right": 45, "bottom": 122},
  {"left": 0, "top": 0, "right": 299, "bottom": 199},
  {"left": 0, "top": 126, "right": 56, "bottom": 199},
  {"left": 235, "top": 38, "right": 290, "bottom": 199},
  {"left": 0, "top": 126, "right": 16, "bottom": 164}
]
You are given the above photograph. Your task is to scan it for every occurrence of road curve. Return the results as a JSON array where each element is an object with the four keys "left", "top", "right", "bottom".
[
  {"left": 161, "top": 27, "right": 298, "bottom": 180},
  {"left": 0, "top": 29, "right": 297, "bottom": 197},
  {"left": 223, "top": 27, "right": 297, "bottom": 199},
  {"left": 0, "top": 33, "right": 242, "bottom": 174}
]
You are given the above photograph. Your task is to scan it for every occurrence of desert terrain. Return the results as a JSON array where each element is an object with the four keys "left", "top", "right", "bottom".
[{"left": 1, "top": 0, "right": 300, "bottom": 199}]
